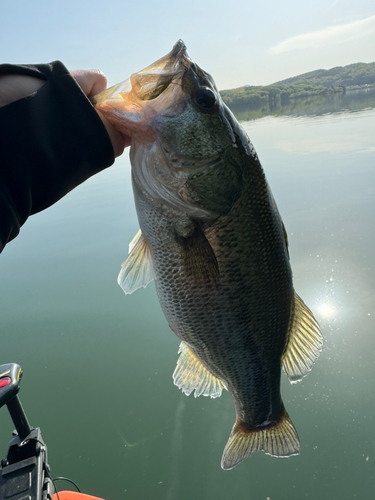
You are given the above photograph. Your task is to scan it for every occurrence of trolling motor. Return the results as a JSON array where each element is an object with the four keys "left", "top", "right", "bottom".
[
  {"left": 0, "top": 363, "right": 55, "bottom": 500},
  {"left": 0, "top": 364, "right": 105, "bottom": 500}
]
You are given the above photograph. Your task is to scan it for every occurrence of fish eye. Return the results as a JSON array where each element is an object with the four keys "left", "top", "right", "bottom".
[{"left": 194, "top": 87, "right": 216, "bottom": 109}]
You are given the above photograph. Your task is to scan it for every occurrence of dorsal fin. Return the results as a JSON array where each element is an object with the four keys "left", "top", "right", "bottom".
[
  {"left": 117, "top": 229, "right": 154, "bottom": 295},
  {"left": 282, "top": 292, "right": 322, "bottom": 384},
  {"left": 173, "top": 342, "right": 227, "bottom": 398}
]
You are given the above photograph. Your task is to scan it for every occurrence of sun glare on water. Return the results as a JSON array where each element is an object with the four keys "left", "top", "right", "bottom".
[{"left": 319, "top": 304, "right": 334, "bottom": 317}]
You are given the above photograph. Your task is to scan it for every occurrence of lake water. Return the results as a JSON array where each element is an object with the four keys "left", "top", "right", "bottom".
[{"left": 1, "top": 88, "right": 374, "bottom": 500}]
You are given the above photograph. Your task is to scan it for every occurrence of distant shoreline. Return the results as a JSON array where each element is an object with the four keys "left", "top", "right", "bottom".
[
  {"left": 345, "top": 83, "right": 375, "bottom": 91},
  {"left": 226, "top": 85, "right": 375, "bottom": 122},
  {"left": 220, "top": 62, "right": 375, "bottom": 111},
  {"left": 221, "top": 84, "right": 375, "bottom": 110}
]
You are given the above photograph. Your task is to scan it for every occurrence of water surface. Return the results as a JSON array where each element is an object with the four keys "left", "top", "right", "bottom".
[{"left": 1, "top": 89, "right": 374, "bottom": 499}]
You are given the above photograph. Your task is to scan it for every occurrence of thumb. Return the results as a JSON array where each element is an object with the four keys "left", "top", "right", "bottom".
[
  {"left": 70, "top": 69, "right": 108, "bottom": 98},
  {"left": 70, "top": 69, "right": 131, "bottom": 157}
]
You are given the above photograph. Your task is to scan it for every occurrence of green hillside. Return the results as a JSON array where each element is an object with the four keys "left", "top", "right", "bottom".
[
  {"left": 220, "top": 62, "right": 375, "bottom": 110},
  {"left": 276, "top": 62, "right": 375, "bottom": 88}
]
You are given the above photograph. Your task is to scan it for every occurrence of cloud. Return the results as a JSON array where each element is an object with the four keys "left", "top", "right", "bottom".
[{"left": 269, "top": 15, "right": 375, "bottom": 55}]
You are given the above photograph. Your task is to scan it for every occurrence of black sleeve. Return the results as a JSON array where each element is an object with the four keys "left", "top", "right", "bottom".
[{"left": 0, "top": 61, "right": 115, "bottom": 253}]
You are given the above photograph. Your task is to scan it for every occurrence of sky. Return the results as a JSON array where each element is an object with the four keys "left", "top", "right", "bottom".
[{"left": 0, "top": 0, "right": 374, "bottom": 89}]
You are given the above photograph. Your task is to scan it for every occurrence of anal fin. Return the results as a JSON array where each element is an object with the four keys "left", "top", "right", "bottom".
[
  {"left": 173, "top": 342, "right": 227, "bottom": 398},
  {"left": 282, "top": 292, "right": 322, "bottom": 384},
  {"left": 117, "top": 229, "right": 154, "bottom": 295}
]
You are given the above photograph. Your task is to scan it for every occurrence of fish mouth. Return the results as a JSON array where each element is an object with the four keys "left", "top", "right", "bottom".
[
  {"left": 138, "top": 39, "right": 190, "bottom": 79},
  {"left": 128, "top": 41, "right": 218, "bottom": 109},
  {"left": 92, "top": 40, "right": 193, "bottom": 139},
  {"left": 129, "top": 40, "right": 191, "bottom": 102},
  {"left": 93, "top": 40, "right": 191, "bottom": 106}
]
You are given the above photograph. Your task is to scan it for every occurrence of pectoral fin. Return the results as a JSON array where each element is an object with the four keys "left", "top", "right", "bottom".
[
  {"left": 117, "top": 230, "right": 154, "bottom": 295},
  {"left": 282, "top": 292, "right": 322, "bottom": 384},
  {"left": 173, "top": 342, "right": 227, "bottom": 398},
  {"left": 178, "top": 225, "right": 220, "bottom": 288}
]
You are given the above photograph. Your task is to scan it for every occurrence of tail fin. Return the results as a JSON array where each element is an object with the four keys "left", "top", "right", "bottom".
[{"left": 221, "top": 405, "right": 300, "bottom": 470}]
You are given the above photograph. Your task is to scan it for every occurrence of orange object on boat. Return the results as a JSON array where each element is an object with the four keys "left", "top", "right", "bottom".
[{"left": 52, "top": 492, "right": 106, "bottom": 500}]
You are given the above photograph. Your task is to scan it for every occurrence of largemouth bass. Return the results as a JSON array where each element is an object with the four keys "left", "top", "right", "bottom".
[{"left": 93, "top": 41, "right": 322, "bottom": 470}]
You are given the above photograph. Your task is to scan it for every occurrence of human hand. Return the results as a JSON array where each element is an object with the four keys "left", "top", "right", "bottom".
[
  {"left": 0, "top": 69, "right": 130, "bottom": 158},
  {"left": 70, "top": 69, "right": 131, "bottom": 157}
]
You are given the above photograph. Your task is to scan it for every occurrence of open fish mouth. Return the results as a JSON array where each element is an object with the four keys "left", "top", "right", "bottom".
[
  {"left": 135, "top": 39, "right": 190, "bottom": 80},
  {"left": 92, "top": 40, "right": 191, "bottom": 108},
  {"left": 130, "top": 40, "right": 190, "bottom": 97},
  {"left": 91, "top": 40, "right": 195, "bottom": 142}
]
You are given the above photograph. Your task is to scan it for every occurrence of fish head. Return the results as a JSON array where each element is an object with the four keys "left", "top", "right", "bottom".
[
  {"left": 93, "top": 40, "right": 189, "bottom": 142},
  {"left": 93, "top": 40, "right": 255, "bottom": 218}
]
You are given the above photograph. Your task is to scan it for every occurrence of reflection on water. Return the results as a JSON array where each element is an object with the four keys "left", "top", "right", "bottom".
[
  {"left": 0, "top": 89, "right": 374, "bottom": 500},
  {"left": 229, "top": 86, "right": 375, "bottom": 121},
  {"left": 165, "top": 397, "right": 185, "bottom": 500},
  {"left": 242, "top": 109, "right": 375, "bottom": 156}
]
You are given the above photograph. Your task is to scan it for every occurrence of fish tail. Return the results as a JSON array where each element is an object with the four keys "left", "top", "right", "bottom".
[{"left": 221, "top": 404, "right": 300, "bottom": 470}]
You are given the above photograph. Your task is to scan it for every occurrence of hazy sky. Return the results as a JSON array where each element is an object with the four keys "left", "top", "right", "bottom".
[{"left": 1, "top": 0, "right": 374, "bottom": 89}]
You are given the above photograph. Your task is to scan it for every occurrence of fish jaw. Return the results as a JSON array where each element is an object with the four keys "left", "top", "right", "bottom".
[{"left": 92, "top": 40, "right": 191, "bottom": 143}]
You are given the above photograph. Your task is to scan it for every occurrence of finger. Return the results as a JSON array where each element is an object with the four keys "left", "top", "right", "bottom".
[
  {"left": 70, "top": 69, "right": 107, "bottom": 97},
  {"left": 97, "top": 110, "right": 131, "bottom": 157}
]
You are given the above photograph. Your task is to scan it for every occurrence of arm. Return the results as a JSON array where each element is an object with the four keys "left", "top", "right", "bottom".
[{"left": 0, "top": 61, "right": 128, "bottom": 253}]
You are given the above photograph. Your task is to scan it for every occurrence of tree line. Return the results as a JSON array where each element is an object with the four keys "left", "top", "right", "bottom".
[{"left": 220, "top": 62, "right": 375, "bottom": 109}]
